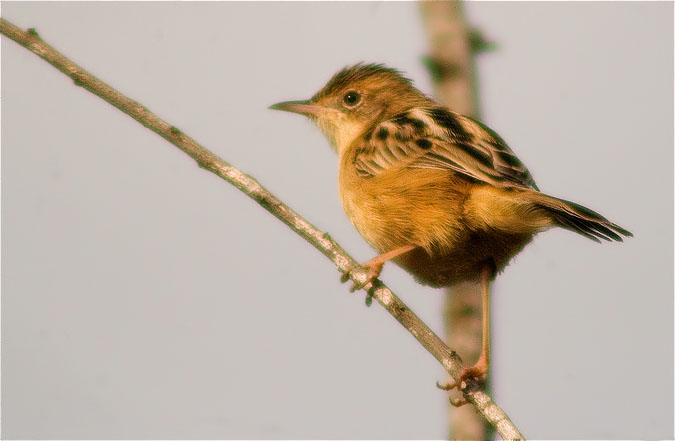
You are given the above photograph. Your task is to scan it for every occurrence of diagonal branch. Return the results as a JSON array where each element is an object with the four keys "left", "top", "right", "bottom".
[{"left": 0, "top": 18, "right": 524, "bottom": 440}]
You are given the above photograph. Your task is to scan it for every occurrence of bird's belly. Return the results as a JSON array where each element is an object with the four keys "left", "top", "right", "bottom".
[
  {"left": 338, "top": 170, "right": 533, "bottom": 286},
  {"left": 393, "top": 232, "right": 533, "bottom": 287}
]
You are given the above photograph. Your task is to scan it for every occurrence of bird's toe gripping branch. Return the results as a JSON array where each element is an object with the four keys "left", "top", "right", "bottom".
[
  {"left": 339, "top": 264, "right": 383, "bottom": 306},
  {"left": 436, "top": 380, "right": 469, "bottom": 407},
  {"left": 340, "top": 262, "right": 383, "bottom": 290},
  {"left": 436, "top": 363, "right": 489, "bottom": 408}
]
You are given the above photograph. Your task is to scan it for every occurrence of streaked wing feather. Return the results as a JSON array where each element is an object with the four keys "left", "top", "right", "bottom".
[{"left": 353, "top": 107, "right": 538, "bottom": 190}]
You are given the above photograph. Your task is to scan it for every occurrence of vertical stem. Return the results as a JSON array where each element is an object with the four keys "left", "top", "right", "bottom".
[
  {"left": 419, "top": 1, "right": 494, "bottom": 439},
  {"left": 444, "top": 283, "right": 489, "bottom": 440},
  {"left": 419, "top": 0, "right": 479, "bottom": 118}
]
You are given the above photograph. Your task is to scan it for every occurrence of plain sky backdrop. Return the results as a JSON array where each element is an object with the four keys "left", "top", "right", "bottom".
[{"left": 2, "top": 2, "right": 673, "bottom": 439}]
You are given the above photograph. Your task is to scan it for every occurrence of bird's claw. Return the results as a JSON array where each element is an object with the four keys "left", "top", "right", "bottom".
[
  {"left": 436, "top": 380, "right": 469, "bottom": 407},
  {"left": 450, "top": 395, "right": 469, "bottom": 407},
  {"left": 436, "top": 380, "right": 458, "bottom": 391},
  {"left": 339, "top": 265, "right": 382, "bottom": 307},
  {"left": 339, "top": 268, "right": 363, "bottom": 292},
  {"left": 339, "top": 268, "right": 366, "bottom": 292},
  {"left": 436, "top": 366, "right": 486, "bottom": 391},
  {"left": 457, "top": 365, "right": 488, "bottom": 387},
  {"left": 436, "top": 366, "right": 488, "bottom": 407},
  {"left": 339, "top": 263, "right": 382, "bottom": 293},
  {"left": 339, "top": 271, "right": 351, "bottom": 284}
]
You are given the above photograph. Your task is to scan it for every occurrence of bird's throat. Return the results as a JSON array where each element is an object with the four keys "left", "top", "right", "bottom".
[{"left": 316, "top": 115, "right": 366, "bottom": 156}]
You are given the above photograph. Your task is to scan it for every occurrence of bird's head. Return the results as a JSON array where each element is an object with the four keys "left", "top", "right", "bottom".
[{"left": 270, "top": 63, "right": 429, "bottom": 154}]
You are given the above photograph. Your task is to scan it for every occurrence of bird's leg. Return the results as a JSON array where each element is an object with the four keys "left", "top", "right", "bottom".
[
  {"left": 361, "top": 245, "right": 417, "bottom": 283},
  {"left": 437, "top": 265, "right": 492, "bottom": 402},
  {"left": 461, "top": 264, "right": 492, "bottom": 382},
  {"left": 340, "top": 245, "right": 417, "bottom": 292}
]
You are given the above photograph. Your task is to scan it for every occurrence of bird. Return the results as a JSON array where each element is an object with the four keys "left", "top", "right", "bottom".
[{"left": 270, "top": 63, "right": 631, "bottom": 391}]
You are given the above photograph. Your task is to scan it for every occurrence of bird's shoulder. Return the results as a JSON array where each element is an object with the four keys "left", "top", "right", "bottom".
[{"left": 348, "top": 106, "right": 539, "bottom": 190}]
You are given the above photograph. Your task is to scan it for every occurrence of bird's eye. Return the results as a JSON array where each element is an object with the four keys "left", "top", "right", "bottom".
[{"left": 343, "top": 90, "right": 361, "bottom": 107}]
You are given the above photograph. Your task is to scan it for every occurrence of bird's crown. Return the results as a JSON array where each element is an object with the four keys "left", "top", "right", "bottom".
[{"left": 311, "top": 63, "right": 413, "bottom": 101}]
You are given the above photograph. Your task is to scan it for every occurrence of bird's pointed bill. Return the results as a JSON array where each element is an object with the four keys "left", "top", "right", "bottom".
[{"left": 269, "top": 100, "right": 324, "bottom": 117}]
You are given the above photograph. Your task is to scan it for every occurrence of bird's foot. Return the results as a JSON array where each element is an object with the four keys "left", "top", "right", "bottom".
[
  {"left": 339, "top": 262, "right": 383, "bottom": 293},
  {"left": 457, "top": 364, "right": 489, "bottom": 386},
  {"left": 436, "top": 362, "right": 488, "bottom": 407},
  {"left": 339, "top": 246, "right": 416, "bottom": 294}
]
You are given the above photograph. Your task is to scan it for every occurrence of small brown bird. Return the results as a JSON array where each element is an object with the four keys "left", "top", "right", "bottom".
[{"left": 270, "top": 63, "right": 631, "bottom": 388}]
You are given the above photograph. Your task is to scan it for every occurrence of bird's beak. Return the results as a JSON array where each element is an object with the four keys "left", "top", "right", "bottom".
[{"left": 269, "top": 100, "right": 325, "bottom": 118}]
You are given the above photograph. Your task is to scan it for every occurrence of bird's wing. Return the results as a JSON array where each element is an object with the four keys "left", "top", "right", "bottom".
[{"left": 353, "top": 107, "right": 539, "bottom": 190}]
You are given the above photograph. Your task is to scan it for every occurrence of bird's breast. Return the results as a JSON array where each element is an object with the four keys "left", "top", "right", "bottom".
[{"left": 337, "top": 161, "right": 472, "bottom": 255}]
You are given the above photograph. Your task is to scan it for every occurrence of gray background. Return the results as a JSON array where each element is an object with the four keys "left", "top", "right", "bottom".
[{"left": 2, "top": 2, "right": 672, "bottom": 439}]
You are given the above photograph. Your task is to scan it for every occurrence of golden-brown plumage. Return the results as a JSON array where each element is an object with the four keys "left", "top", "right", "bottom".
[{"left": 270, "top": 63, "right": 631, "bottom": 391}]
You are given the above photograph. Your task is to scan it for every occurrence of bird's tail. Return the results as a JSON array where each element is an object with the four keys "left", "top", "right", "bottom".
[
  {"left": 530, "top": 192, "right": 633, "bottom": 242},
  {"left": 465, "top": 186, "right": 632, "bottom": 242}
]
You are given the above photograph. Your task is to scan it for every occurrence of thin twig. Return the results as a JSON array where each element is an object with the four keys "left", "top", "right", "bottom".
[{"left": 0, "top": 18, "right": 524, "bottom": 440}]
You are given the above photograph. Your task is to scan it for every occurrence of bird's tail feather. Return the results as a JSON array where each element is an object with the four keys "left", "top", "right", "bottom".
[{"left": 532, "top": 193, "right": 633, "bottom": 243}]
